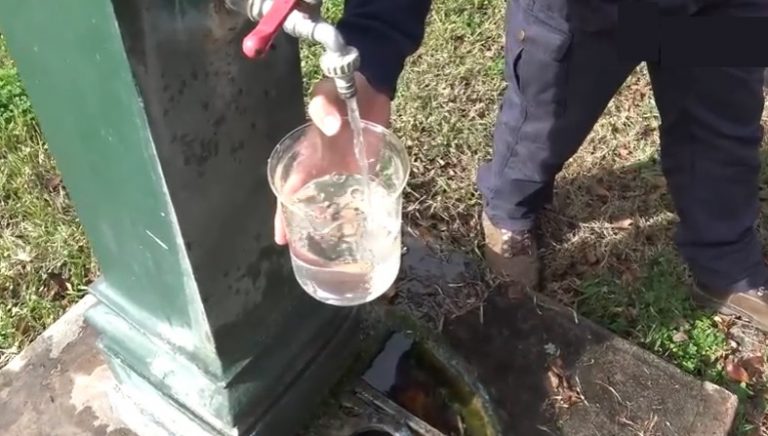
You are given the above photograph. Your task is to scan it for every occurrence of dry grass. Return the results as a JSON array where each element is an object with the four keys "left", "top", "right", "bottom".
[
  {"left": 0, "top": 37, "right": 93, "bottom": 367},
  {"left": 394, "top": 0, "right": 504, "bottom": 254}
]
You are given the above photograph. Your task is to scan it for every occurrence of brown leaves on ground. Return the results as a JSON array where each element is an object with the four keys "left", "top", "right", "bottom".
[
  {"left": 44, "top": 272, "right": 71, "bottom": 301},
  {"left": 740, "top": 355, "right": 765, "bottom": 381},
  {"left": 719, "top": 318, "right": 768, "bottom": 386},
  {"left": 545, "top": 356, "right": 585, "bottom": 409},
  {"left": 611, "top": 218, "right": 635, "bottom": 230},
  {"left": 588, "top": 182, "right": 611, "bottom": 199},
  {"left": 725, "top": 358, "right": 751, "bottom": 383},
  {"left": 617, "top": 147, "right": 631, "bottom": 159},
  {"left": 585, "top": 249, "right": 599, "bottom": 266},
  {"left": 712, "top": 315, "right": 737, "bottom": 332},
  {"left": 725, "top": 355, "right": 765, "bottom": 384},
  {"left": 44, "top": 175, "right": 62, "bottom": 192},
  {"left": 671, "top": 331, "right": 689, "bottom": 343}
]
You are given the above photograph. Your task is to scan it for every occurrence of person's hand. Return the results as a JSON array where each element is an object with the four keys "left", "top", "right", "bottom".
[{"left": 274, "top": 72, "right": 392, "bottom": 245}]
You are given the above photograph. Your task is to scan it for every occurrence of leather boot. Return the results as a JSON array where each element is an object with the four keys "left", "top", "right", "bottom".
[
  {"left": 481, "top": 211, "right": 540, "bottom": 291},
  {"left": 692, "top": 282, "right": 768, "bottom": 332}
]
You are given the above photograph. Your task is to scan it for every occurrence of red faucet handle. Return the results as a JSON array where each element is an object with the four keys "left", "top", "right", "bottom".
[{"left": 242, "top": 0, "right": 301, "bottom": 58}]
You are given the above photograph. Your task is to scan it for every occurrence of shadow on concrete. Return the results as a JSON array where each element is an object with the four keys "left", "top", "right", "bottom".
[{"left": 391, "top": 234, "right": 595, "bottom": 435}]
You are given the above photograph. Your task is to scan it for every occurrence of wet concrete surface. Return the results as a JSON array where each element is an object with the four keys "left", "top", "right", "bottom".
[{"left": 390, "top": 229, "right": 488, "bottom": 330}]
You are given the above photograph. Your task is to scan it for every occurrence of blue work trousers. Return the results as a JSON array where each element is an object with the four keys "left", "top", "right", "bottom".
[{"left": 477, "top": 0, "right": 768, "bottom": 293}]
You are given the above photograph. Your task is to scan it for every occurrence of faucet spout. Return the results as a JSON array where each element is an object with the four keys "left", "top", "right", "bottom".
[
  {"left": 284, "top": 12, "right": 360, "bottom": 99},
  {"left": 241, "top": 0, "right": 361, "bottom": 99}
]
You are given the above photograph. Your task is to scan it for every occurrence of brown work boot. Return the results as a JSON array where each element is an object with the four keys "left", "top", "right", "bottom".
[
  {"left": 481, "top": 211, "right": 539, "bottom": 291},
  {"left": 691, "top": 283, "right": 768, "bottom": 332}
]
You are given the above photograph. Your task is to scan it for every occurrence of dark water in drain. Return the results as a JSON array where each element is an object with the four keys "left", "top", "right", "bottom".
[{"left": 362, "top": 333, "right": 470, "bottom": 435}]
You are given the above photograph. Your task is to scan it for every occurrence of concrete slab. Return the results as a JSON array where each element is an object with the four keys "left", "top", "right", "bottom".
[
  {"left": 441, "top": 289, "right": 737, "bottom": 435},
  {"left": 396, "top": 235, "right": 738, "bottom": 436},
  {"left": 0, "top": 295, "right": 135, "bottom": 436}
]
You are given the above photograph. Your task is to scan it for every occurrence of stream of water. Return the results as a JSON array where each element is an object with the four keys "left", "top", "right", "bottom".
[{"left": 345, "top": 96, "right": 371, "bottom": 213}]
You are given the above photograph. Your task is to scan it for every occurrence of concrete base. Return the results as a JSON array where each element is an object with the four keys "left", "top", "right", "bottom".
[
  {"left": 442, "top": 290, "right": 738, "bottom": 435},
  {"left": 0, "top": 295, "right": 134, "bottom": 436},
  {"left": 0, "top": 238, "right": 739, "bottom": 436}
]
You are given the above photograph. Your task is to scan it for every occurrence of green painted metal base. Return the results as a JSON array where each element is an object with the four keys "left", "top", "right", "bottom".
[
  {"left": 0, "top": 0, "right": 362, "bottom": 433},
  {"left": 90, "top": 299, "right": 359, "bottom": 436}
]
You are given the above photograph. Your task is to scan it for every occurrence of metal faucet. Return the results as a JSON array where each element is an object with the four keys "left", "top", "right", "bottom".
[{"left": 240, "top": 0, "right": 361, "bottom": 99}]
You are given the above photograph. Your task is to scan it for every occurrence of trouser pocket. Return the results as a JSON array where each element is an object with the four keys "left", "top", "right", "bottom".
[{"left": 504, "top": 1, "right": 573, "bottom": 111}]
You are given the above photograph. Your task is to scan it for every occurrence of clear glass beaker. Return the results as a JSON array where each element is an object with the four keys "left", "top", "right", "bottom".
[{"left": 268, "top": 118, "right": 410, "bottom": 306}]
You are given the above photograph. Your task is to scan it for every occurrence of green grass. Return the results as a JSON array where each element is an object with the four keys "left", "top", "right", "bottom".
[
  {"left": 2, "top": 0, "right": 768, "bottom": 429},
  {"left": 576, "top": 253, "right": 728, "bottom": 383},
  {"left": 0, "top": 36, "right": 93, "bottom": 365}
]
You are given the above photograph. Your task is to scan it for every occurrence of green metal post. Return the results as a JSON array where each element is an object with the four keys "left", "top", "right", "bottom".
[{"left": 0, "top": 1, "right": 359, "bottom": 434}]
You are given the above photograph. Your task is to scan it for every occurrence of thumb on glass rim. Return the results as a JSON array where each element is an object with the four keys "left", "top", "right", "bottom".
[
  {"left": 274, "top": 205, "right": 288, "bottom": 245},
  {"left": 308, "top": 80, "right": 344, "bottom": 136}
]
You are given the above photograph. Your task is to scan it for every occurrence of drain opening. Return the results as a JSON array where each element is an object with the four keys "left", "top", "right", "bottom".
[
  {"left": 361, "top": 333, "right": 487, "bottom": 435},
  {"left": 350, "top": 425, "right": 398, "bottom": 436}
]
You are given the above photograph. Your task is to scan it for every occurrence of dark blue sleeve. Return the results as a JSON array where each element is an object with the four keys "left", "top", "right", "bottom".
[{"left": 336, "top": 0, "right": 432, "bottom": 100}]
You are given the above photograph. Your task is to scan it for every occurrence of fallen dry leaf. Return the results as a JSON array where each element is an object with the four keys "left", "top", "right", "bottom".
[
  {"left": 740, "top": 355, "right": 765, "bottom": 380},
  {"left": 397, "top": 387, "right": 429, "bottom": 417},
  {"left": 45, "top": 175, "right": 62, "bottom": 192},
  {"left": 589, "top": 183, "right": 611, "bottom": 199},
  {"left": 46, "top": 272, "right": 71, "bottom": 300},
  {"left": 713, "top": 314, "right": 735, "bottom": 331},
  {"left": 560, "top": 389, "right": 583, "bottom": 408},
  {"left": 546, "top": 357, "right": 584, "bottom": 409},
  {"left": 549, "top": 357, "right": 566, "bottom": 377},
  {"left": 624, "top": 307, "right": 638, "bottom": 321},
  {"left": 672, "top": 331, "right": 689, "bottom": 343},
  {"left": 585, "top": 250, "right": 598, "bottom": 265},
  {"left": 546, "top": 369, "right": 561, "bottom": 391},
  {"left": 725, "top": 358, "right": 750, "bottom": 383},
  {"left": 651, "top": 176, "right": 667, "bottom": 188},
  {"left": 620, "top": 270, "right": 638, "bottom": 286},
  {"left": 612, "top": 218, "right": 634, "bottom": 229}
]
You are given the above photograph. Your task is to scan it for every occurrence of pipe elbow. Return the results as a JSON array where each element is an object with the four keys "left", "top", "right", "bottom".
[
  {"left": 311, "top": 21, "right": 347, "bottom": 54},
  {"left": 284, "top": 13, "right": 348, "bottom": 54}
]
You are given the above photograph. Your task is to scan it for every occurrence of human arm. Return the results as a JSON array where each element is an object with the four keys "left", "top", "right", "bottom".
[
  {"left": 336, "top": 0, "right": 433, "bottom": 100},
  {"left": 274, "top": 0, "right": 432, "bottom": 245}
]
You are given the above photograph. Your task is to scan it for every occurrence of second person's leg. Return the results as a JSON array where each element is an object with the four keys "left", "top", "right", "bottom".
[
  {"left": 476, "top": 0, "right": 636, "bottom": 285},
  {"left": 648, "top": 0, "right": 768, "bottom": 328}
]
